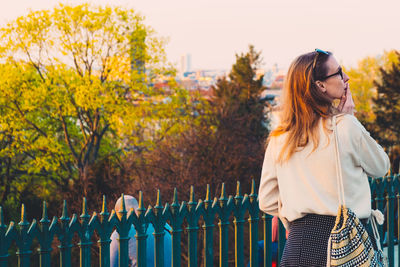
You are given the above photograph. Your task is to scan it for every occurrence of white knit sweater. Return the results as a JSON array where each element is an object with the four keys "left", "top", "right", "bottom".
[{"left": 258, "top": 114, "right": 390, "bottom": 229}]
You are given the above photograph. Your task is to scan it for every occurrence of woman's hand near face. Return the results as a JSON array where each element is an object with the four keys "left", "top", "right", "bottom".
[{"left": 337, "top": 84, "right": 355, "bottom": 115}]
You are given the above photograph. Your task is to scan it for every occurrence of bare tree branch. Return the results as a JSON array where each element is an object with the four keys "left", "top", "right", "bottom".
[
  {"left": 59, "top": 107, "right": 79, "bottom": 163},
  {"left": 13, "top": 101, "right": 48, "bottom": 137}
]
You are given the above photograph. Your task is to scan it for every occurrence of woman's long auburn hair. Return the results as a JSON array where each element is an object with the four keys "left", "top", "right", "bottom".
[{"left": 270, "top": 51, "right": 338, "bottom": 163}]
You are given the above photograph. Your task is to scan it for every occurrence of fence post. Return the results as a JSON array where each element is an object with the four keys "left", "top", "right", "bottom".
[
  {"left": 37, "top": 201, "right": 55, "bottom": 267},
  {"left": 233, "top": 182, "right": 246, "bottom": 267},
  {"left": 151, "top": 190, "right": 166, "bottom": 267},
  {"left": 187, "top": 186, "right": 202, "bottom": 267},
  {"left": 262, "top": 213, "right": 273, "bottom": 267},
  {"left": 394, "top": 175, "right": 400, "bottom": 267},
  {"left": 202, "top": 185, "right": 216, "bottom": 267},
  {"left": 218, "top": 183, "right": 233, "bottom": 267},
  {"left": 58, "top": 200, "right": 75, "bottom": 267},
  {"left": 385, "top": 176, "right": 395, "bottom": 267},
  {"left": 374, "top": 177, "right": 386, "bottom": 247},
  {"left": 135, "top": 192, "right": 148, "bottom": 267},
  {"left": 0, "top": 207, "right": 13, "bottom": 267},
  {"left": 16, "top": 204, "right": 36, "bottom": 267},
  {"left": 115, "top": 194, "right": 134, "bottom": 267},
  {"left": 169, "top": 188, "right": 186, "bottom": 267},
  {"left": 395, "top": 178, "right": 400, "bottom": 266},
  {"left": 97, "top": 196, "right": 114, "bottom": 267},
  {"left": 248, "top": 180, "right": 259, "bottom": 267},
  {"left": 78, "top": 198, "right": 93, "bottom": 267}
]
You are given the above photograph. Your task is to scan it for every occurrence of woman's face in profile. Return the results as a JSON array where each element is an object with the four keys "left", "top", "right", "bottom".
[{"left": 317, "top": 56, "right": 350, "bottom": 101}]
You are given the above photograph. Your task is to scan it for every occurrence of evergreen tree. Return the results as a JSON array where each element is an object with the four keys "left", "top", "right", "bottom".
[
  {"left": 212, "top": 45, "right": 267, "bottom": 141},
  {"left": 128, "top": 45, "right": 269, "bottom": 200},
  {"left": 119, "top": 45, "right": 269, "bottom": 266},
  {"left": 372, "top": 52, "right": 400, "bottom": 148}
]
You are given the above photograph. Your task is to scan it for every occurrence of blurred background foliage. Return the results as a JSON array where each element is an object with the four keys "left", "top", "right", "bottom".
[{"left": 345, "top": 50, "right": 400, "bottom": 162}]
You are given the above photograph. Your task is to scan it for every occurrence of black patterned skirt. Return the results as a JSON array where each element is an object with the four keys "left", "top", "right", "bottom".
[{"left": 280, "top": 214, "right": 377, "bottom": 267}]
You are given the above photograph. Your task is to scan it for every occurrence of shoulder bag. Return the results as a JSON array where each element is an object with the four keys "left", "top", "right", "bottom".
[{"left": 326, "top": 115, "right": 387, "bottom": 267}]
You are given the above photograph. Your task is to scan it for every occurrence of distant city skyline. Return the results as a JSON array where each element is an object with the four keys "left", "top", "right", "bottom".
[{"left": 2, "top": 0, "right": 400, "bottom": 71}]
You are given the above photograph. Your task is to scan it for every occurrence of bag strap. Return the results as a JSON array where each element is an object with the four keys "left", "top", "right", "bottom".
[
  {"left": 332, "top": 115, "right": 346, "bottom": 206},
  {"left": 370, "top": 214, "right": 383, "bottom": 251}
]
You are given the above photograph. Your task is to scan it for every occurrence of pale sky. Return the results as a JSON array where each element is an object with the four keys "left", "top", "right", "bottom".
[{"left": 1, "top": 0, "right": 399, "bottom": 71}]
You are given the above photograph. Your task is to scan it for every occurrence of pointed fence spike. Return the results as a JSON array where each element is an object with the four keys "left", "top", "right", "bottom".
[
  {"left": 189, "top": 186, "right": 195, "bottom": 203},
  {"left": 220, "top": 183, "right": 227, "bottom": 199},
  {"left": 250, "top": 179, "right": 256, "bottom": 195},
  {"left": 236, "top": 181, "right": 242, "bottom": 197},
  {"left": 213, "top": 197, "right": 218, "bottom": 207},
  {"left": 156, "top": 189, "right": 162, "bottom": 207},
  {"left": 205, "top": 184, "right": 211, "bottom": 201},
  {"left": 121, "top": 193, "right": 126, "bottom": 212},
  {"left": 19, "top": 204, "right": 28, "bottom": 226},
  {"left": 82, "top": 197, "right": 88, "bottom": 216},
  {"left": 42, "top": 201, "right": 48, "bottom": 220},
  {"left": 172, "top": 188, "right": 178, "bottom": 204},
  {"left": 61, "top": 200, "right": 68, "bottom": 219},
  {"left": 21, "top": 204, "right": 26, "bottom": 222},
  {"left": 138, "top": 191, "right": 143, "bottom": 210},
  {"left": 101, "top": 195, "right": 107, "bottom": 214}
]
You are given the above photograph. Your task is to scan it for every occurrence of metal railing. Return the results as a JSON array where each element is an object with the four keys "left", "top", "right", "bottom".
[
  {"left": 369, "top": 175, "right": 400, "bottom": 267},
  {"left": 0, "top": 176, "right": 399, "bottom": 267},
  {"left": 0, "top": 181, "right": 273, "bottom": 267}
]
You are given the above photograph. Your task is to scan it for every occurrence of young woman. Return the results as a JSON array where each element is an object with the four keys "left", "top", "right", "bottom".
[{"left": 258, "top": 49, "right": 390, "bottom": 266}]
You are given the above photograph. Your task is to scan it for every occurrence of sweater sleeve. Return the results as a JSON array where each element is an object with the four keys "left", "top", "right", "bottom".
[
  {"left": 258, "top": 138, "right": 279, "bottom": 216},
  {"left": 345, "top": 115, "right": 390, "bottom": 178}
]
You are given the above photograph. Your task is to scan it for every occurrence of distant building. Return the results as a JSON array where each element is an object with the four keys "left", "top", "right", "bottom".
[
  {"left": 176, "top": 69, "right": 228, "bottom": 91},
  {"left": 262, "top": 63, "right": 286, "bottom": 88},
  {"left": 179, "top": 54, "right": 191, "bottom": 78},
  {"left": 270, "top": 75, "right": 285, "bottom": 89}
]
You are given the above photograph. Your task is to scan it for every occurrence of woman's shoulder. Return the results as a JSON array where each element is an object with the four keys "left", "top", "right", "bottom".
[
  {"left": 268, "top": 131, "right": 287, "bottom": 146},
  {"left": 336, "top": 114, "right": 370, "bottom": 141},
  {"left": 336, "top": 114, "right": 365, "bottom": 131}
]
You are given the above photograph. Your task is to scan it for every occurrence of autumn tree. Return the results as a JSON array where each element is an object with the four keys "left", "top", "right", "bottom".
[{"left": 0, "top": 3, "right": 190, "bottom": 212}]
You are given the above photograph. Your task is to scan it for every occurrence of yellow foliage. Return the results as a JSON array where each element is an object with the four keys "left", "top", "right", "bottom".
[
  {"left": 0, "top": 3, "right": 190, "bottom": 189},
  {"left": 345, "top": 50, "right": 399, "bottom": 122}
]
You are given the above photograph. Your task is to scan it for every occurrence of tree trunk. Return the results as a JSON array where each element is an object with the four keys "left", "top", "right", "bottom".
[
  {"left": 80, "top": 165, "right": 89, "bottom": 197},
  {"left": 0, "top": 157, "right": 12, "bottom": 203}
]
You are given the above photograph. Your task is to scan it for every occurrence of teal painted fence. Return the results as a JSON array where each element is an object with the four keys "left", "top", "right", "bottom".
[{"left": 0, "top": 176, "right": 399, "bottom": 267}]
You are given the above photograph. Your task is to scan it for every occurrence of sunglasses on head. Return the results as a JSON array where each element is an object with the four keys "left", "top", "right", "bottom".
[
  {"left": 312, "top": 48, "right": 343, "bottom": 81},
  {"left": 315, "top": 48, "right": 329, "bottom": 55}
]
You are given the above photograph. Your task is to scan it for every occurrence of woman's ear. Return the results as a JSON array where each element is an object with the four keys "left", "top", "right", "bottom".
[{"left": 315, "top": 81, "right": 326, "bottom": 93}]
